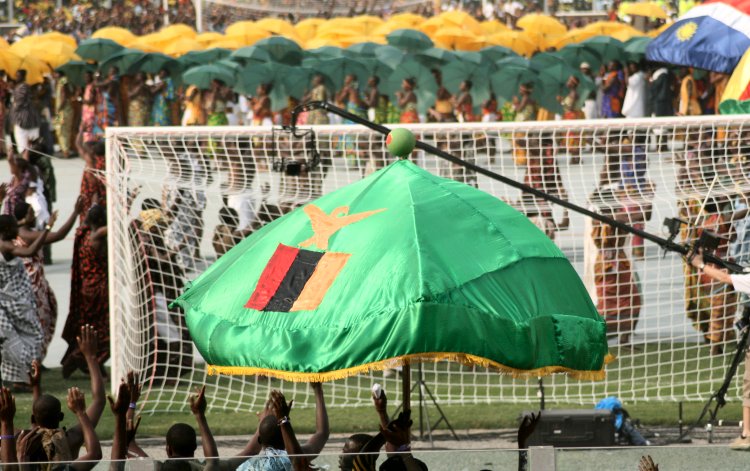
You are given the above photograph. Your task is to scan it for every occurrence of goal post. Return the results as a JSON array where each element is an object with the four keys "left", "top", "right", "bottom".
[{"left": 107, "top": 115, "right": 750, "bottom": 412}]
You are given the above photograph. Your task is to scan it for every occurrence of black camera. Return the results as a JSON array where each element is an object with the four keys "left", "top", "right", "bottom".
[{"left": 271, "top": 126, "right": 320, "bottom": 176}]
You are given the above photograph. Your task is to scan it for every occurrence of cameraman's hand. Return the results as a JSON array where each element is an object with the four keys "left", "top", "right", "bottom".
[{"left": 689, "top": 248, "right": 704, "bottom": 269}]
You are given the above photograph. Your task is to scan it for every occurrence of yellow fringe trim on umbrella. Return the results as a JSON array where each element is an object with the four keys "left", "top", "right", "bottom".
[{"left": 207, "top": 351, "right": 609, "bottom": 382}]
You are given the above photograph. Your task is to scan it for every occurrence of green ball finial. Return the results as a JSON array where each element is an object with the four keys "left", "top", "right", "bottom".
[{"left": 386, "top": 128, "right": 416, "bottom": 158}]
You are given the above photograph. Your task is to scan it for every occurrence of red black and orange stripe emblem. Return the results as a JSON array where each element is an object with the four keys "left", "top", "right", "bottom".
[{"left": 245, "top": 244, "right": 350, "bottom": 312}]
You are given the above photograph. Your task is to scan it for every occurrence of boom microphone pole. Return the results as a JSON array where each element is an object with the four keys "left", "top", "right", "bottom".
[{"left": 287, "top": 101, "right": 747, "bottom": 274}]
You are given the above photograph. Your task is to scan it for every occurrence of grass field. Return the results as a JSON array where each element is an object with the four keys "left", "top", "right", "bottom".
[{"left": 25, "top": 340, "right": 746, "bottom": 441}]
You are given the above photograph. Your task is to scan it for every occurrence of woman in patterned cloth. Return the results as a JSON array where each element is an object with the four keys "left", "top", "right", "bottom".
[
  {"left": 150, "top": 69, "right": 175, "bottom": 126},
  {"left": 0, "top": 186, "right": 55, "bottom": 391},
  {"left": 127, "top": 72, "right": 151, "bottom": 127},
  {"left": 396, "top": 78, "right": 419, "bottom": 123},
  {"left": 79, "top": 71, "right": 97, "bottom": 144},
  {"left": 53, "top": 70, "right": 76, "bottom": 158},
  {"left": 12, "top": 198, "right": 83, "bottom": 360},
  {"left": 304, "top": 74, "right": 330, "bottom": 125}
]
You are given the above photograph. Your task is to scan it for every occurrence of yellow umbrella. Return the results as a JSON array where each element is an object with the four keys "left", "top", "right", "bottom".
[
  {"left": 208, "top": 36, "right": 248, "bottom": 50},
  {"left": 582, "top": 21, "right": 632, "bottom": 35},
  {"left": 611, "top": 27, "right": 646, "bottom": 42},
  {"left": 517, "top": 13, "right": 567, "bottom": 35},
  {"left": 159, "top": 23, "right": 197, "bottom": 40},
  {"left": 12, "top": 41, "right": 80, "bottom": 68},
  {"left": 129, "top": 32, "right": 171, "bottom": 52},
  {"left": 433, "top": 27, "right": 483, "bottom": 51},
  {"left": 371, "top": 23, "right": 401, "bottom": 36},
  {"left": 523, "top": 30, "right": 564, "bottom": 51},
  {"left": 0, "top": 50, "right": 21, "bottom": 75},
  {"left": 254, "top": 18, "right": 301, "bottom": 41},
  {"left": 648, "top": 22, "right": 672, "bottom": 37},
  {"left": 351, "top": 15, "right": 385, "bottom": 35},
  {"left": 225, "top": 30, "right": 272, "bottom": 47},
  {"left": 164, "top": 37, "right": 204, "bottom": 57},
  {"left": 619, "top": 1, "right": 667, "bottom": 19},
  {"left": 437, "top": 10, "right": 482, "bottom": 32},
  {"left": 486, "top": 31, "right": 538, "bottom": 56},
  {"left": 551, "top": 29, "right": 598, "bottom": 48},
  {"left": 196, "top": 32, "right": 224, "bottom": 45},
  {"left": 295, "top": 18, "right": 325, "bottom": 41},
  {"left": 387, "top": 12, "right": 426, "bottom": 28},
  {"left": 315, "top": 28, "right": 363, "bottom": 41},
  {"left": 225, "top": 21, "right": 256, "bottom": 37},
  {"left": 38, "top": 32, "right": 77, "bottom": 48},
  {"left": 479, "top": 20, "right": 510, "bottom": 35},
  {"left": 316, "top": 18, "right": 359, "bottom": 36},
  {"left": 92, "top": 26, "right": 136, "bottom": 46},
  {"left": 3, "top": 54, "right": 51, "bottom": 84},
  {"left": 0, "top": 37, "right": 8, "bottom": 49},
  {"left": 305, "top": 37, "right": 345, "bottom": 49}
]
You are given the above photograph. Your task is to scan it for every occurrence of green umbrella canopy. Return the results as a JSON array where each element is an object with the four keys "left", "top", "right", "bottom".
[
  {"left": 183, "top": 64, "right": 236, "bottom": 90},
  {"left": 129, "top": 52, "right": 180, "bottom": 76},
  {"left": 373, "top": 45, "right": 406, "bottom": 68},
  {"left": 558, "top": 43, "right": 603, "bottom": 71},
  {"left": 387, "top": 29, "right": 434, "bottom": 52},
  {"left": 414, "top": 47, "right": 458, "bottom": 68},
  {"left": 235, "top": 64, "right": 325, "bottom": 111},
  {"left": 623, "top": 37, "right": 651, "bottom": 62},
  {"left": 534, "top": 61, "right": 595, "bottom": 114},
  {"left": 381, "top": 60, "right": 437, "bottom": 115},
  {"left": 230, "top": 46, "right": 272, "bottom": 64},
  {"left": 302, "top": 56, "right": 370, "bottom": 90},
  {"left": 176, "top": 159, "right": 608, "bottom": 381},
  {"left": 358, "top": 57, "right": 398, "bottom": 84},
  {"left": 56, "top": 60, "right": 95, "bottom": 87},
  {"left": 346, "top": 42, "right": 382, "bottom": 57},
  {"left": 490, "top": 64, "right": 539, "bottom": 102},
  {"left": 442, "top": 58, "right": 494, "bottom": 107},
  {"left": 479, "top": 46, "right": 517, "bottom": 63},
  {"left": 255, "top": 36, "right": 304, "bottom": 65},
  {"left": 98, "top": 48, "right": 145, "bottom": 74},
  {"left": 581, "top": 36, "right": 625, "bottom": 64},
  {"left": 306, "top": 46, "right": 346, "bottom": 60},
  {"left": 76, "top": 38, "right": 124, "bottom": 62},
  {"left": 179, "top": 48, "right": 232, "bottom": 69}
]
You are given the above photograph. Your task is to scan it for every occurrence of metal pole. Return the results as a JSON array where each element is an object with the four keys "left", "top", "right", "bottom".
[
  {"left": 8, "top": 0, "right": 13, "bottom": 24},
  {"left": 194, "top": 0, "right": 203, "bottom": 32},
  {"left": 402, "top": 363, "right": 411, "bottom": 414},
  {"left": 163, "top": 0, "right": 169, "bottom": 26}
]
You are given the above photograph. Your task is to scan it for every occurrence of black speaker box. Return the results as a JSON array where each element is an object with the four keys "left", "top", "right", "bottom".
[{"left": 522, "top": 409, "right": 615, "bottom": 447}]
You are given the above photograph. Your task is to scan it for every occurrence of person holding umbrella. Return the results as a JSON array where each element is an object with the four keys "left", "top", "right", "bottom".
[
  {"left": 601, "top": 61, "right": 625, "bottom": 119},
  {"left": 453, "top": 80, "right": 477, "bottom": 123},
  {"left": 11, "top": 70, "right": 41, "bottom": 157},
  {"left": 251, "top": 83, "right": 273, "bottom": 126},
  {"left": 150, "top": 68, "right": 175, "bottom": 126},
  {"left": 204, "top": 79, "right": 232, "bottom": 126},
  {"left": 304, "top": 74, "right": 330, "bottom": 125},
  {"left": 53, "top": 69, "right": 76, "bottom": 158},
  {"left": 364, "top": 76, "right": 391, "bottom": 125},
  {"left": 395, "top": 78, "right": 419, "bottom": 123},
  {"left": 127, "top": 72, "right": 151, "bottom": 127},
  {"left": 560, "top": 75, "right": 584, "bottom": 164},
  {"left": 336, "top": 74, "right": 366, "bottom": 120}
]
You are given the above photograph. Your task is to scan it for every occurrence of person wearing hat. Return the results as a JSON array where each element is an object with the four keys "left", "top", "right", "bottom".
[
  {"left": 579, "top": 62, "right": 599, "bottom": 119},
  {"left": 560, "top": 75, "right": 585, "bottom": 164}
]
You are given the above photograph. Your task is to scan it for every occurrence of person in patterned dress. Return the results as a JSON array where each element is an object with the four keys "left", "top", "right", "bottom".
[
  {"left": 12, "top": 198, "right": 83, "bottom": 360},
  {"left": 0, "top": 191, "right": 55, "bottom": 390}
]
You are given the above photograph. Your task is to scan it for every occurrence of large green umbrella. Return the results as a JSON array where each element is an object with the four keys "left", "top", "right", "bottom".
[
  {"left": 358, "top": 57, "right": 398, "bottom": 83},
  {"left": 56, "top": 60, "right": 95, "bottom": 87},
  {"left": 624, "top": 37, "right": 651, "bottom": 62},
  {"left": 374, "top": 45, "right": 406, "bottom": 69},
  {"left": 414, "top": 47, "right": 458, "bottom": 68},
  {"left": 490, "top": 64, "right": 539, "bottom": 102},
  {"left": 558, "top": 43, "right": 603, "bottom": 70},
  {"left": 255, "top": 36, "right": 304, "bottom": 65},
  {"left": 98, "top": 48, "right": 145, "bottom": 74},
  {"left": 129, "top": 52, "right": 180, "bottom": 75},
  {"left": 442, "top": 58, "right": 494, "bottom": 108},
  {"left": 235, "top": 64, "right": 324, "bottom": 111},
  {"left": 179, "top": 48, "right": 232, "bottom": 69},
  {"left": 76, "top": 38, "right": 124, "bottom": 62},
  {"left": 306, "top": 46, "right": 346, "bottom": 60},
  {"left": 581, "top": 36, "right": 625, "bottom": 64},
  {"left": 302, "top": 56, "right": 370, "bottom": 90},
  {"left": 386, "top": 29, "right": 434, "bottom": 52},
  {"left": 479, "top": 46, "right": 517, "bottom": 63},
  {"left": 183, "top": 64, "right": 236, "bottom": 90},
  {"left": 175, "top": 159, "right": 608, "bottom": 381},
  {"left": 346, "top": 42, "right": 382, "bottom": 57},
  {"left": 535, "top": 61, "right": 595, "bottom": 114},
  {"left": 230, "top": 46, "right": 272, "bottom": 64},
  {"left": 381, "top": 60, "right": 437, "bottom": 115}
]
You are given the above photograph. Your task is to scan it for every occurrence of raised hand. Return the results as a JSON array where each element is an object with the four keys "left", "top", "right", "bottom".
[
  {"left": 28, "top": 361, "right": 41, "bottom": 390},
  {"left": 0, "top": 388, "right": 15, "bottom": 423},
  {"left": 107, "top": 381, "right": 131, "bottom": 416},
  {"left": 372, "top": 385, "right": 387, "bottom": 413},
  {"left": 126, "top": 370, "right": 141, "bottom": 406},
  {"left": 74, "top": 195, "right": 85, "bottom": 214},
  {"left": 270, "top": 390, "right": 293, "bottom": 420},
  {"left": 518, "top": 412, "right": 540, "bottom": 449},
  {"left": 381, "top": 410, "right": 411, "bottom": 447},
  {"left": 77, "top": 324, "right": 99, "bottom": 360},
  {"left": 16, "top": 427, "right": 40, "bottom": 462},
  {"left": 67, "top": 387, "right": 86, "bottom": 414},
  {"left": 638, "top": 455, "right": 659, "bottom": 471},
  {"left": 189, "top": 385, "right": 207, "bottom": 416}
]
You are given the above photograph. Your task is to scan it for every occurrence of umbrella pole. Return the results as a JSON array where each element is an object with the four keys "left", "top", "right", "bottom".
[
  {"left": 402, "top": 362, "right": 411, "bottom": 414},
  {"left": 287, "top": 101, "right": 747, "bottom": 274}
]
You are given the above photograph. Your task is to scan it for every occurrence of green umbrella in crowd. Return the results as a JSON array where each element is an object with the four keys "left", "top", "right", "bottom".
[
  {"left": 624, "top": 37, "right": 651, "bottom": 62},
  {"left": 236, "top": 63, "right": 324, "bottom": 111},
  {"left": 183, "top": 63, "right": 236, "bottom": 90},
  {"left": 414, "top": 47, "right": 457, "bottom": 68},
  {"left": 490, "top": 64, "right": 539, "bottom": 102},
  {"left": 76, "top": 38, "right": 124, "bottom": 62},
  {"left": 381, "top": 60, "right": 437, "bottom": 115},
  {"left": 305, "top": 46, "right": 346, "bottom": 60},
  {"left": 303, "top": 56, "right": 371, "bottom": 90},
  {"left": 442, "top": 56, "right": 495, "bottom": 108},
  {"left": 56, "top": 60, "right": 95, "bottom": 87},
  {"left": 346, "top": 41, "right": 383, "bottom": 57},
  {"left": 179, "top": 48, "right": 232, "bottom": 69},
  {"left": 478, "top": 46, "right": 517, "bottom": 63},
  {"left": 386, "top": 29, "right": 434, "bottom": 52},
  {"left": 536, "top": 60, "right": 595, "bottom": 114},
  {"left": 230, "top": 46, "right": 272, "bottom": 64},
  {"left": 98, "top": 48, "right": 145, "bottom": 74},
  {"left": 255, "top": 36, "right": 304, "bottom": 65},
  {"left": 373, "top": 45, "right": 406, "bottom": 68},
  {"left": 558, "top": 43, "right": 603, "bottom": 70},
  {"left": 175, "top": 159, "right": 608, "bottom": 382},
  {"left": 581, "top": 36, "right": 625, "bottom": 64},
  {"left": 129, "top": 52, "right": 180, "bottom": 75}
]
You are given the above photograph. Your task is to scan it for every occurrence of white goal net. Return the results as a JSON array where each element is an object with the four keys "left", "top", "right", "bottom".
[{"left": 107, "top": 115, "right": 750, "bottom": 413}]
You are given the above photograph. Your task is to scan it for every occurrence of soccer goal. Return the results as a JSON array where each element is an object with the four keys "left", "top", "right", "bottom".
[{"left": 107, "top": 115, "right": 750, "bottom": 413}]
